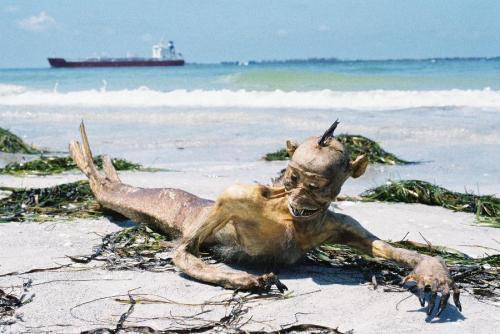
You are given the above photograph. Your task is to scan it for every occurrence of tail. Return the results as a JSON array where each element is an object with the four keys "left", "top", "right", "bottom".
[{"left": 69, "top": 122, "right": 121, "bottom": 189}]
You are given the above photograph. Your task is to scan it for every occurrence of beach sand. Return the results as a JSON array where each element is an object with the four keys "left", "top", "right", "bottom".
[{"left": 1, "top": 168, "right": 499, "bottom": 334}]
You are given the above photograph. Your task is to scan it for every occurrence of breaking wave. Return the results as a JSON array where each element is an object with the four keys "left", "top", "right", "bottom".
[{"left": 1, "top": 84, "right": 500, "bottom": 110}]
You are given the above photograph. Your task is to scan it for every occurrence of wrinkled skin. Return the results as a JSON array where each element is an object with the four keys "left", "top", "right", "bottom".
[{"left": 70, "top": 122, "right": 461, "bottom": 317}]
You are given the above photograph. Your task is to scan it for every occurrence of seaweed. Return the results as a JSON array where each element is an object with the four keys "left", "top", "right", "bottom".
[
  {"left": 360, "top": 180, "right": 500, "bottom": 227},
  {"left": 309, "top": 242, "right": 499, "bottom": 301},
  {"left": 263, "top": 134, "right": 412, "bottom": 164},
  {"left": 0, "top": 155, "right": 152, "bottom": 176},
  {"left": 0, "top": 127, "right": 42, "bottom": 154},
  {"left": 263, "top": 148, "right": 289, "bottom": 161},
  {"left": 0, "top": 181, "right": 103, "bottom": 222},
  {"left": 0, "top": 279, "right": 34, "bottom": 325},
  {"left": 337, "top": 134, "right": 412, "bottom": 165},
  {"left": 68, "top": 226, "right": 174, "bottom": 272}
]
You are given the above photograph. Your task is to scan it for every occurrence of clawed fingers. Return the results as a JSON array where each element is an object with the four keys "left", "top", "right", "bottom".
[{"left": 407, "top": 275, "right": 462, "bottom": 317}]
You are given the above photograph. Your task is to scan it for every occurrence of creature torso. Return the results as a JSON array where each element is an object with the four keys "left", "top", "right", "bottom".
[{"left": 208, "top": 184, "right": 332, "bottom": 265}]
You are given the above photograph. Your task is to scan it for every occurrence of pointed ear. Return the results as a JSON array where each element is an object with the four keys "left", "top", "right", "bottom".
[
  {"left": 349, "top": 155, "right": 368, "bottom": 178},
  {"left": 286, "top": 140, "right": 299, "bottom": 158}
]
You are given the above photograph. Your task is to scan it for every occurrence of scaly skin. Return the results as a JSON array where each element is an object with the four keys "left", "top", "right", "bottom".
[{"left": 70, "top": 121, "right": 461, "bottom": 317}]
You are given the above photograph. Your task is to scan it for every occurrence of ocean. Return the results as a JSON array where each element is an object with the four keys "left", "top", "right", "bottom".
[{"left": 1, "top": 58, "right": 499, "bottom": 195}]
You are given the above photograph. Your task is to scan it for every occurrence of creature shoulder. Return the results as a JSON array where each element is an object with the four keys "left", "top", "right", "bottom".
[{"left": 219, "top": 183, "right": 277, "bottom": 202}]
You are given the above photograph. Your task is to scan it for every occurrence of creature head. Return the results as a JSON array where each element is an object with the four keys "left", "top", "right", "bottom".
[{"left": 283, "top": 120, "right": 368, "bottom": 220}]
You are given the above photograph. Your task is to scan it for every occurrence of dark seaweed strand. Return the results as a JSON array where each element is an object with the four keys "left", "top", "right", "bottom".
[
  {"left": 68, "top": 225, "right": 174, "bottom": 271},
  {"left": 336, "top": 134, "right": 412, "bottom": 165},
  {"left": 0, "top": 181, "right": 102, "bottom": 222},
  {"left": 0, "top": 127, "right": 41, "bottom": 154},
  {"left": 361, "top": 180, "right": 499, "bottom": 227},
  {"left": 0, "top": 155, "right": 144, "bottom": 176},
  {"left": 263, "top": 149, "right": 289, "bottom": 161}
]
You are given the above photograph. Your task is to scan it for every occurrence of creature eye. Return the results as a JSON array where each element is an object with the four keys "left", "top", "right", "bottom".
[
  {"left": 290, "top": 174, "right": 298, "bottom": 183},
  {"left": 309, "top": 183, "right": 319, "bottom": 190}
]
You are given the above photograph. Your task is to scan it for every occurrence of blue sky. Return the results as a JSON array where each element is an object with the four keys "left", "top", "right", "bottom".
[{"left": 1, "top": 0, "right": 499, "bottom": 68}]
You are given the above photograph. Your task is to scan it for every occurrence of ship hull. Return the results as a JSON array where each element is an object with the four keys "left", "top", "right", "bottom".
[{"left": 48, "top": 58, "right": 185, "bottom": 68}]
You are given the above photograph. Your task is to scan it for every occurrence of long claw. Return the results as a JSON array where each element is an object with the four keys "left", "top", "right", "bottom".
[
  {"left": 453, "top": 287, "right": 462, "bottom": 312},
  {"left": 427, "top": 292, "right": 437, "bottom": 315},
  {"left": 418, "top": 288, "right": 425, "bottom": 307},
  {"left": 417, "top": 279, "right": 425, "bottom": 307},
  {"left": 275, "top": 278, "right": 288, "bottom": 293},
  {"left": 436, "top": 293, "right": 450, "bottom": 316},
  {"left": 427, "top": 280, "right": 439, "bottom": 315}
]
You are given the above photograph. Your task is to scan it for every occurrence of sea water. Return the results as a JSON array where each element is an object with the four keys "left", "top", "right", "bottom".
[{"left": 0, "top": 59, "right": 499, "bottom": 194}]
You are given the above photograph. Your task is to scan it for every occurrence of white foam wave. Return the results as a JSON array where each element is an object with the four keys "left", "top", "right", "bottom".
[
  {"left": 1, "top": 84, "right": 500, "bottom": 110},
  {"left": 0, "top": 84, "right": 26, "bottom": 96}
]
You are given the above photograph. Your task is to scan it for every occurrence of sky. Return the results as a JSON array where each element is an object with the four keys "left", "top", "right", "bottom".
[{"left": 1, "top": 0, "right": 500, "bottom": 68}]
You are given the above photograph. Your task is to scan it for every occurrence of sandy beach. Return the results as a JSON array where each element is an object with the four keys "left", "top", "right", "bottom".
[{"left": 1, "top": 167, "right": 499, "bottom": 334}]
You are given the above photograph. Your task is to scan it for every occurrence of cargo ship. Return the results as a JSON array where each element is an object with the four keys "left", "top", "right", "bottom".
[{"left": 48, "top": 41, "right": 184, "bottom": 68}]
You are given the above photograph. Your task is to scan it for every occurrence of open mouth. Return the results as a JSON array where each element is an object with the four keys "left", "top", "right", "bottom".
[{"left": 287, "top": 201, "right": 321, "bottom": 218}]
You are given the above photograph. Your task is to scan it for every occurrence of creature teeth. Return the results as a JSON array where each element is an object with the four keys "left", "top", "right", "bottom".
[{"left": 300, "top": 209, "right": 304, "bottom": 216}]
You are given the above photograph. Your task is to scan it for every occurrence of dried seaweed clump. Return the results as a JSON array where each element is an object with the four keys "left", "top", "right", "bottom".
[
  {"left": 0, "top": 155, "right": 146, "bottom": 176},
  {"left": 337, "top": 134, "right": 411, "bottom": 165},
  {"left": 361, "top": 180, "right": 499, "bottom": 227},
  {"left": 0, "top": 280, "right": 34, "bottom": 325},
  {"left": 69, "top": 226, "right": 174, "bottom": 272},
  {"left": 0, "top": 181, "right": 102, "bottom": 222},
  {"left": 0, "top": 127, "right": 41, "bottom": 154},
  {"left": 309, "top": 241, "right": 499, "bottom": 301},
  {"left": 264, "top": 134, "right": 412, "bottom": 165},
  {"left": 263, "top": 148, "right": 289, "bottom": 161}
]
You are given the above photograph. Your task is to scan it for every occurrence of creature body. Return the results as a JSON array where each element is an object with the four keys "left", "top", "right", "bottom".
[{"left": 70, "top": 121, "right": 462, "bottom": 317}]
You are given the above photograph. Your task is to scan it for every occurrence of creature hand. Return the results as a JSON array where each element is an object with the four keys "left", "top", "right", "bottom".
[
  {"left": 231, "top": 272, "right": 288, "bottom": 293},
  {"left": 403, "top": 255, "right": 461, "bottom": 317},
  {"left": 254, "top": 273, "right": 288, "bottom": 293}
]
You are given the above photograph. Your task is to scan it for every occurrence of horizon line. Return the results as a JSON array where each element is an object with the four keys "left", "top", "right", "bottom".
[{"left": 1, "top": 55, "right": 500, "bottom": 70}]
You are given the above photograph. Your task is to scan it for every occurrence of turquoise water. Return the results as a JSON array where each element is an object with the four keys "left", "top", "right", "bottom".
[
  {"left": 2, "top": 58, "right": 500, "bottom": 92},
  {"left": 1, "top": 58, "right": 499, "bottom": 194}
]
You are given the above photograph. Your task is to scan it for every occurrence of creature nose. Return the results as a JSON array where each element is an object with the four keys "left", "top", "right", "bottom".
[
  {"left": 290, "top": 189, "right": 305, "bottom": 198},
  {"left": 289, "top": 190, "right": 309, "bottom": 204}
]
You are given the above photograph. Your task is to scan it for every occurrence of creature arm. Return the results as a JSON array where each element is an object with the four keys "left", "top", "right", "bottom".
[
  {"left": 172, "top": 186, "right": 287, "bottom": 292},
  {"left": 327, "top": 212, "right": 461, "bottom": 316}
]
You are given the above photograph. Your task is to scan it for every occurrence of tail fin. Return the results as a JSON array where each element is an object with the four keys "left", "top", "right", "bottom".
[
  {"left": 69, "top": 121, "right": 102, "bottom": 181},
  {"left": 69, "top": 121, "right": 121, "bottom": 185},
  {"left": 102, "top": 155, "right": 121, "bottom": 183},
  {"left": 69, "top": 121, "right": 121, "bottom": 183}
]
